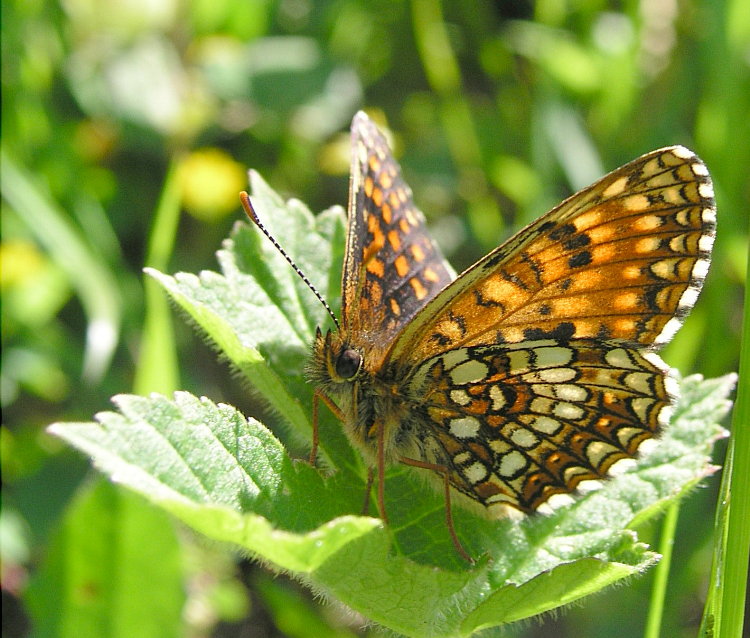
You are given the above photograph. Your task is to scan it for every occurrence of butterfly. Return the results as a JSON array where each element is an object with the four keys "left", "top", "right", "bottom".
[{"left": 242, "top": 112, "right": 715, "bottom": 562}]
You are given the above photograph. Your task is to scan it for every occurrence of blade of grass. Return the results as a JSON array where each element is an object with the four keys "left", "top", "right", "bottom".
[
  {"left": 701, "top": 442, "right": 733, "bottom": 638},
  {"left": 644, "top": 502, "right": 679, "bottom": 638},
  {"left": 1, "top": 148, "right": 122, "bottom": 382},
  {"left": 708, "top": 247, "right": 749, "bottom": 638},
  {"left": 133, "top": 155, "right": 183, "bottom": 395},
  {"left": 410, "top": 0, "right": 502, "bottom": 248}
]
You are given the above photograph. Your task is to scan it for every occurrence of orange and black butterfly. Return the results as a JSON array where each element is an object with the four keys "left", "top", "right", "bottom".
[{"left": 242, "top": 112, "right": 715, "bottom": 561}]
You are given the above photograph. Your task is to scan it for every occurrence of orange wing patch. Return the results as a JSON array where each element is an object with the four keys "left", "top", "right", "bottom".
[
  {"left": 391, "top": 146, "right": 715, "bottom": 367},
  {"left": 340, "top": 113, "right": 453, "bottom": 365}
]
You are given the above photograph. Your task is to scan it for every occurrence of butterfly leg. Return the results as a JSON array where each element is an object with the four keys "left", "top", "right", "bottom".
[
  {"left": 377, "top": 422, "right": 390, "bottom": 524},
  {"left": 314, "top": 390, "right": 378, "bottom": 519},
  {"left": 362, "top": 467, "right": 375, "bottom": 515},
  {"left": 399, "top": 456, "right": 475, "bottom": 564},
  {"left": 311, "top": 389, "right": 345, "bottom": 464}
]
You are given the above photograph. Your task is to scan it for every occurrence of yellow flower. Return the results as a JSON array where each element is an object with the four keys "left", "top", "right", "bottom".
[
  {"left": 0, "top": 240, "right": 46, "bottom": 289},
  {"left": 179, "top": 149, "right": 246, "bottom": 222}
]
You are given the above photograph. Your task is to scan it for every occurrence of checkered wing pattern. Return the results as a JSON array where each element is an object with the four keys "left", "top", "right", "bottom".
[
  {"left": 392, "top": 147, "right": 715, "bottom": 364},
  {"left": 305, "top": 113, "right": 715, "bottom": 556},
  {"left": 389, "top": 146, "right": 715, "bottom": 510},
  {"left": 341, "top": 113, "right": 453, "bottom": 366},
  {"left": 405, "top": 342, "right": 674, "bottom": 511}
]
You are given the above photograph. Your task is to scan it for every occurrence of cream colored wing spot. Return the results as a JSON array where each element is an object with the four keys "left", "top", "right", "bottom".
[
  {"left": 453, "top": 451, "right": 471, "bottom": 465},
  {"left": 624, "top": 194, "right": 650, "bottom": 211},
  {"left": 449, "top": 416, "right": 481, "bottom": 439},
  {"left": 464, "top": 462, "right": 489, "bottom": 484},
  {"left": 553, "top": 402, "right": 586, "bottom": 420},
  {"left": 668, "top": 234, "right": 689, "bottom": 253},
  {"left": 635, "top": 237, "right": 662, "bottom": 253},
  {"left": 603, "top": 176, "right": 628, "bottom": 197},
  {"left": 553, "top": 383, "right": 590, "bottom": 402},
  {"left": 498, "top": 450, "right": 528, "bottom": 478},
  {"left": 489, "top": 438, "right": 510, "bottom": 455},
  {"left": 450, "top": 389, "right": 472, "bottom": 406},
  {"left": 563, "top": 466, "right": 592, "bottom": 485},
  {"left": 616, "top": 426, "right": 643, "bottom": 448},
  {"left": 534, "top": 346, "right": 575, "bottom": 368},
  {"left": 630, "top": 397, "right": 656, "bottom": 422},
  {"left": 586, "top": 441, "right": 616, "bottom": 467},
  {"left": 624, "top": 371, "right": 655, "bottom": 394},
  {"left": 535, "top": 367, "right": 577, "bottom": 384},
  {"left": 507, "top": 350, "right": 531, "bottom": 374},
  {"left": 649, "top": 259, "right": 676, "bottom": 280},
  {"left": 530, "top": 415, "right": 563, "bottom": 435},
  {"left": 664, "top": 186, "right": 686, "bottom": 204},
  {"left": 510, "top": 428, "right": 539, "bottom": 448},
  {"left": 489, "top": 385, "right": 507, "bottom": 411},
  {"left": 450, "top": 359, "right": 489, "bottom": 385},
  {"left": 633, "top": 215, "right": 662, "bottom": 231},
  {"left": 605, "top": 348, "right": 641, "bottom": 370}
]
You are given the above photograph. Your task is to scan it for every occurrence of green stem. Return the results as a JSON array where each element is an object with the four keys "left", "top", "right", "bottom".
[
  {"left": 644, "top": 503, "right": 679, "bottom": 638},
  {"left": 133, "top": 155, "right": 183, "bottom": 395},
  {"left": 703, "top": 241, "right": 750, "bottom": 638}
]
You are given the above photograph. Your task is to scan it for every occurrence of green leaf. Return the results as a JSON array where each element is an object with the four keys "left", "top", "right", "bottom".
[
  {"left": 51, "top": 176, "right": 735, "bottom": 637},
  {"left": 24, "top": 480, "right": 184, "bottom": 638},
  {"left": 144, "top": 171, "right": 355, "bottom": 473},
  {"left": 49, "top": 392, "right": 374, "bottom": 570}
]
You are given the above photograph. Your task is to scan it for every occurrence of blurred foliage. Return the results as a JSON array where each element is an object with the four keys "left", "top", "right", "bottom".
[{"left": 1, "top": 0, "right": 746, "bottom": 637}]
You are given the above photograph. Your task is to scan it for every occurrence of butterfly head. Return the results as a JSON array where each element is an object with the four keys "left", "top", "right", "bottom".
[{"left": 310, "top": 327, "right": 363, "bottom": 387}]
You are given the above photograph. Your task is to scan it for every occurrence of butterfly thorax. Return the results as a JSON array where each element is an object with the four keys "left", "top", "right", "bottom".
[{"left": 309, "top": 327, "right": 424, "bottom": 467}]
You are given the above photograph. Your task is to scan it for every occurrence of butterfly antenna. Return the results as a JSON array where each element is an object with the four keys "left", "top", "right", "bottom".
[{"left": 240, "top": 192, "right": 340, "bottom": 331}]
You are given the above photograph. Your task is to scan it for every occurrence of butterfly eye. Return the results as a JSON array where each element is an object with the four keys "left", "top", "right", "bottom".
[{"left": 335, "top": 348, "right": 362, "bottom": 379}]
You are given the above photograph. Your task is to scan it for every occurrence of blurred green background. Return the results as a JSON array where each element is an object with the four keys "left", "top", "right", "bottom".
[{"left": 2, "top": 0, "right": 746, "bottom": 637}]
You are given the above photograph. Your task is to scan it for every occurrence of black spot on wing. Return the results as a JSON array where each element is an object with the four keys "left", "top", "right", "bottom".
[
  {"left": 548, "top": 223, "right": 576, "bottom": 241},
  {"left": 563, "top": 234, "right": 591, "bottom": 251},
  {"left": 523, "top": 321, "right": 576, "bottom": 342},
  {"left": 568, "top": 251, "right": 592, "bottom": 268}
]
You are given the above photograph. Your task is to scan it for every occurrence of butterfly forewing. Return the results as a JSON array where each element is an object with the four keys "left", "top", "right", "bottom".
[
  {"left": 389, "top": 147, "right": 715, "bottom": 367},
  {"left": 342, "top": 113, "right": 453, "bottom": 364}
]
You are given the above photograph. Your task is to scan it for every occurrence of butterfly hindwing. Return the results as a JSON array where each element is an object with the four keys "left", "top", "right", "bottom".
[{"left": 405, "top": 340, "right": 673, "bottom": 511}]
